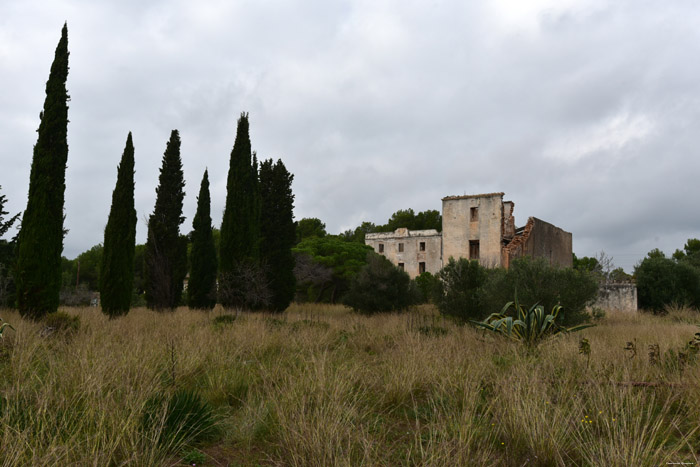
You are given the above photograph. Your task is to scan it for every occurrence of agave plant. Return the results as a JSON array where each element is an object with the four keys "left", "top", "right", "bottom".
[
  {"left": 0, "top": 317, "right": 14, "bottom": 338},
  {"left": 471, "top": 297, "right": 595, "bottom": 348}
]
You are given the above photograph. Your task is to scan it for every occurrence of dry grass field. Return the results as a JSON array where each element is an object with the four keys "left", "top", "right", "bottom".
[{"left": 0, "top": 303, "right": 699, "bottom": 466}]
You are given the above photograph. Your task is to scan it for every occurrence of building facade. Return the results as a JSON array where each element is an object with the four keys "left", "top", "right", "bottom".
[{"left": 365, "top": 192, "right": 572, "bottom": 278}]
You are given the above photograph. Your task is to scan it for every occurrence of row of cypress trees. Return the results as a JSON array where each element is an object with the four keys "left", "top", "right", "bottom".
[{"left": 14, "top": 24, "right": 296, "bottom": 320}]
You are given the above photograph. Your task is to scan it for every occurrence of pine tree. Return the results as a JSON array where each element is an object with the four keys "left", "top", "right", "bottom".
[
  {"left": 259, "top": 159, "right": 296, "bottom": 312},
  {"left": 16, "top": 24, "right": 70, "bottom": 320},
  {"left": 188, "top": 170, "right": 217, "bottom": 309},
  {"left": 145, "top": 130, "right": 187, "bottom": 310},
  {"left": 100, "top": 133, "right": 137, "bottom": 317},
  {"left": 219, "top": 113, "right": 261, "bottom": 308}
]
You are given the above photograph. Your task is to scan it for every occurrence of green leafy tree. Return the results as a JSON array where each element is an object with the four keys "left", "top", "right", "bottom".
[
  {"left": 188, "top": 170, "right": 218, "bottom": 310},
  {"left": 145, "top": 130, "right": 187, "bottom": 310},
  {"left": 100, "top": 133, "right": 137, "bottom": 317},
  {"left": 16, "top": 24, "right": 70, "bottom": 320},
  {"left": 296, "top": 217, "right": 326, "bottom": 244},
  {"left": 292, "top": 236, "right": 372, "bottom": 302},
  {"left": 673, "top": 238, "right": 700, "bottom": 271},
  {"left": 259, "top": 159, "right": 296, "bottom": 312},
  {"left": 343, "top": 253, "right": 419, "bottom": 314},
  {"left": 219, "top": 113, "right": 260, "bottom": 308}
]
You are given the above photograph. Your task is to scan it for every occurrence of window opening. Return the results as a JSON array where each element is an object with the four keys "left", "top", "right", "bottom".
[
  {"left": 419, "top": 242, "right": 426, "bottom": 251},
  {"left": 378, "top": 243, "right": 384, "bottom": 253},
  {"left": 419, "top": 262, "right": 426, "bottom": 274},
  {"left": 469, "top": 240, "right": 480, "bottom": 260},
  {"left": 398, "top": 243, "right": 404, "bottom": 253},
  {"left": 470, "top": 207, "right": 478, "bottom": 222},
  {"left": 398, "top": 263, "right": 404, "bottom": 271}
]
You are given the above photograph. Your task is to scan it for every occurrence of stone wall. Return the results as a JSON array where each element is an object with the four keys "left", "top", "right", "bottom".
[
  {"left": 442, "top": 192, "right": 505, "bottom": 267},
  {"left": 594, "top": 283, "right": 638, "bottom": 312},
  {"left": 365, "top": 228, "right": 442, "bottom": 278}
]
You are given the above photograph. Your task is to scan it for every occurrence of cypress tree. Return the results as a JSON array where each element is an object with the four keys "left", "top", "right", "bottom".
[
  {"left": 16, "top": 24, "right": 70, "bottom": 320},
  {"left": 259, "top": 159, "right": 296, "bottom": 312},
  {"left": 144, "top": 130, "right": 186, "bottom": 310},
  {"left": 100, "top": 132, "right": 137, "bottom": 317},
  {"left": 188, "top": 170, "right": 217, "bottom": 309},
  {"left": 219, "top": 113, "right": 260, "bottom": 308}
]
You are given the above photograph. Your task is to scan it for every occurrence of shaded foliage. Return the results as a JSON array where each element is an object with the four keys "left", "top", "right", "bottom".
[
  {"left": 188, "top": 170, "right": 217, "bottom": 310},
  {"left": 480, "top": 257, "right": 599, "bottom": 327},
  {"left": 259, "top": 159, "right": 296, "bottom": 312},
  {"left": 434, "top": 258, "right": 487, "bottom": 322},
  {"left": 100, "top": 133, "right": 137, "bottom": 317},
  {"left": 295, "top": 217, "right": 326, "bottom": 244},
  {"left": 16, "top": 24, "right": 70, "bottom": 320},
  {"left": 145, "top": 130, "right": 187, "bottom": 310},
  {"left": 635, "top": 250, "right": 700, "bottom": 313},
  {"left": 292, "top": 236, "right": 372, "bottom": 303},
  {"left": 343, "top": 253, "right": 419, "bottom": 314},
  {"left": 219, "top": 113, "right": 260, "bottom": 309}
]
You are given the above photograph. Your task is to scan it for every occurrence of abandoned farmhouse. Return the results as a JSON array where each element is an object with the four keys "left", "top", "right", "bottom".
[{"left": 365, "top": 192, "right": 573, "bottom": 279}]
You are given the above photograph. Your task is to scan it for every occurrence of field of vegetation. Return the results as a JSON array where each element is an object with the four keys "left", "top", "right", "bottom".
[{"left": 1, "top": 304, "right": 699, "bottom": 466}]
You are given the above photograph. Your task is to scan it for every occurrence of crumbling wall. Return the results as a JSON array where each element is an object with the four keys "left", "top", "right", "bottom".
[
  {"left": 502, "top": 217, "right": 572, "bottom": 268},
  {"left": 594, "top": 283, "right": 638, "bottom": 312}
]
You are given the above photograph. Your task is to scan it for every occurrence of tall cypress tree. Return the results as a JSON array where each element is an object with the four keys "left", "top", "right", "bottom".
[
  {"left": 100, "top": 132, "right": 137, "bottom": 317},
  {"left": 144, "top": 130, "right": 186, "bottom": 310},
  {"left": 219, "top": 113, "right": 260, "bottom": 308},
  {"left": 259, "top": 159, "right": 296, "bottom": 312},
  {"left": 188, "top": 170, "right": 217, "bottom": 310},
  {"left": 16, "top": 24, "right": 70, "bottom": 320}
]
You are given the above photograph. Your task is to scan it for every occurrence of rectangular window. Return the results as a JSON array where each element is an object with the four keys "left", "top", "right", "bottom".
[
  {"left": 378, "top": 243, "right": 384, "bottom": 253},
  {"left": 398, "top": 263, "right": 404, "bottom": 271},
  {"left": 398, "top": 243, "right": 404, "bottom": 253},
  {"left": 419, "top": 241, "right": 426, "bottom": 251},
  {"left": 470, "top": 207, "right": 478, "bottom": 222},
  {"left": 419, "top": 262, "right": 426, "bottom": 274},
  {"left": 469, "top": 240, "right": 480, "bottom": 260}
]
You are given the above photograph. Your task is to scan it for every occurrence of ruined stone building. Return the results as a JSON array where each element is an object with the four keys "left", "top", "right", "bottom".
[{"left": 365, "top": 192, "right": 572, "bottom": 278}]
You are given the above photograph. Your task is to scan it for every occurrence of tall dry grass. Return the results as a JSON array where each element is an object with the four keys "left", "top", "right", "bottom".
[{"left": 0, "top": 304, "right": 698, "bottom": 465}]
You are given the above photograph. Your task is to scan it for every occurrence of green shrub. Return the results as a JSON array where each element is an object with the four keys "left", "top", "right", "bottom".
[
  {"left": 342, "top": 253, "right": 419, "bottom": 314},
  {"left": 141, "top": 389, "right": 218, "bottom": 450},
  {"left": 434, "top": 257, "right": 487, "bottom": 321},
  {"left": 635, "top": 255, "right": 700, "bottom": 313},
  {"left": 43, "top": 311, "right": 80, "bottom": 334},
  {"left": 480, "top": 257, "right": 598, "bottom": 326},
  {"left": 413, "top": 271, "right": 439, "bottom": 304}
]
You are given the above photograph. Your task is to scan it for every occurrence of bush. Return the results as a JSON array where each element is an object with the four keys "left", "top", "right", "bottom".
[
  {"left": 434, "top": 257, "right": 487, "bottom": 321},
  {"left": 413, "top": 271, "right": 439, "bottom": 304},
  {"left": 141, "top": 389, "right": 218, "bottom": 450},
  {"left": 479, "top": 257, "right": 598, "bottom": 327},
  {"left": 636, "top": 256, "right": 700, "bottom": 313},
  {"left": 43, "top": 311, "right": 80, "bottom": 334},
  {"left": 342, "top": 253, "right": 419, "bottom": 314}
]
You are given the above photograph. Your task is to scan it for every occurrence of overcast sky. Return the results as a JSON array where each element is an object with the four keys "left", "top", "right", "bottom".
[{"left": 1, "top": 0, "right": 699, "bottom": 272}]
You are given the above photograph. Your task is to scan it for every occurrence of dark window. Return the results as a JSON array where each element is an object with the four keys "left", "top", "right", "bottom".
[
  {"left": 398, "top": 243, "right": 404, "bottom": 253},
  {"left": 419, "top": 241, "right": 426, "bottom": 251},
  {"left": 398, "top": 263, "right": 404, "bottom": 271},
  {"left": 419, "top": 262, "right": 426, "bottom": 274},
  {"left": 470, "top": 207, "right": 478, "bottom": 222},
  {"left": 378, "top": 243, "right": 384, "bottom": 253},
  {"left": 469, "top": 240, "right": 480, "bottom": 260}
]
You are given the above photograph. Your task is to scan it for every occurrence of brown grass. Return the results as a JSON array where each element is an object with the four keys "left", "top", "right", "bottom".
[{"left": 0, "top": 304, "right": 698, "bottom": 466}]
